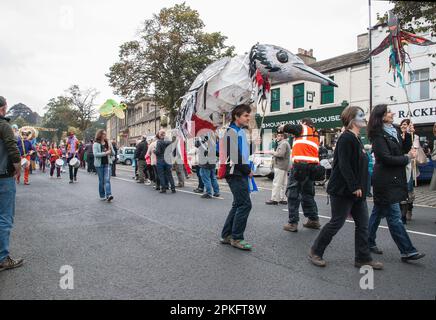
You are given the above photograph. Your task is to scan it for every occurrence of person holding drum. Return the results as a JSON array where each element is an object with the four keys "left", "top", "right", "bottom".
[
  {"left": 66, "top": 130, "right": 80, "bottom": 184},
  {"left": 48, "top": 142, "right": 62, "bottom": 178},
  {"left": 16, "top": 130, "right": 34, "bottom": 185}
]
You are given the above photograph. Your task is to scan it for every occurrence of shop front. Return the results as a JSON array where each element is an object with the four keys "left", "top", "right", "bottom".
[
  {"left": 256, "top": 106, "right": 347, "bottom": 151},
  {"left": 391, "top": 102, "right": 436, "bottom": 151}
]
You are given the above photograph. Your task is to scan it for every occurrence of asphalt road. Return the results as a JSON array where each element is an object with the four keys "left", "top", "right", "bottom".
[{"left": 1, "top": 165, "right": 435, "bottom": 300}]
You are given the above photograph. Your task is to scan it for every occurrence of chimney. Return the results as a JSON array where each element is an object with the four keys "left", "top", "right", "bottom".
[
  {"left": 297, "top": 48, "right": 317, "bottom": 65},
  {"left": 357, "top": 33, "right": 369, "bottom": 51}
]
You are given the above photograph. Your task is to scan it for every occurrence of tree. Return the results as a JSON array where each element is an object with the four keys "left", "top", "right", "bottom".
[
  {"left": 41, "top": 96, "right": 79, "bottom": 142},
  {"left": 106, "top": 41, "right": 150, "bottom": 102},
  {"left": 67, "top": 85, "right": 99, "bottom": 132},
  {"left": 107, "top": 2, "right": 235, "bottom": 126},
  {"left": 11, "top": 116, "right": 29, "bottom": 129},
  {"left": 389, "top": 1, "right": 436, "bottom": 34}
]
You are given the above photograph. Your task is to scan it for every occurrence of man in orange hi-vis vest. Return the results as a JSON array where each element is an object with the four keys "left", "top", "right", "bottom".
[{"left": 280, "top": 118, "right": 321, "bottom": 233}]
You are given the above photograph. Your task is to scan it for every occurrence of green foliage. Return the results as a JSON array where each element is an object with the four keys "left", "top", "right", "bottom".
[
  {"left": 41, "top": 96, "right": 79, "bottom": 141},
  {"left": 67, "top": 85, "right": 99, "bottom": 132},
  {"left": 390, "top": 1, "right": 436, "bottom": 34},
  {"left": 11, "top": 116, "right": 29, "bottom": 129},
  {"left": 107, "top": 2, "right": 235, "bottom": 126}
]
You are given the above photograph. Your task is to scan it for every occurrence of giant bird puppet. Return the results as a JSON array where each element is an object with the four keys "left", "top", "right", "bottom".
[{"left": 176, "top": 43, "right": 338, "bottom": 137}]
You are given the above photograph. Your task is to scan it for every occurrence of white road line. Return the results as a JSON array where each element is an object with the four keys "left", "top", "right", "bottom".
[
  {"left": 113, "top": 176, "right": 226, "bottom": 199},
  {"left": 281, "top": 209, "right": 436, "bottom": 239}
]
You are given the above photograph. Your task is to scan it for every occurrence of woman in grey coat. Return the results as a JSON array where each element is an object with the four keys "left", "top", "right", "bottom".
[{"left": 93, "top": 129, "right": 115, "bottom": 202}]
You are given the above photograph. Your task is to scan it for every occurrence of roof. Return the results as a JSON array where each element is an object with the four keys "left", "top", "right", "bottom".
[{"left": 309, "top": 49, "right": 370, "bottom": 74}]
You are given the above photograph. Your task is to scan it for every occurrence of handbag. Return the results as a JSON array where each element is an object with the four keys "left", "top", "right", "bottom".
[{"left": 413, "top": 135, "right": 428, "bottom": 165}]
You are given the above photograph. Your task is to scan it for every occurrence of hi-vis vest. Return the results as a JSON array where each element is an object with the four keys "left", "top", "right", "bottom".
[{"left": 291, "top": 124, "right": 320, "bottom": 164}]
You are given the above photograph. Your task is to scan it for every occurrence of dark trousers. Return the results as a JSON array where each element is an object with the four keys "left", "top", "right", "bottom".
[
  {"left": 287, "top": 169, "right": 319, "bottom": 224},
  {"left": 39, "top": 157, "right": 47, "bottom": 172},
  {"left": 368, "top": 203, "right": 417, "bottom": 257},
  {"left": 312, "top": 196, "right": 372, "bottom": 263},
  {"left": 50, "top": 162, "right": 61, "bottom": 177},
  {"left": 153, "top": 165, "right": 161, "bottom": 188},
  {"left": 87, "top": 154, "right": 95, "bottom": 173},
  {"left": 221, "top": 176, "right": 252, "bottom": 241},
  {"left": 68, "top": 156, "right": 78, "bottom": 181},
  {"left": 157, "top": 161, "right": 175, "bottom": 190},
  {"left": 111, "top": 162, "right": 116, "bottom": 177}
]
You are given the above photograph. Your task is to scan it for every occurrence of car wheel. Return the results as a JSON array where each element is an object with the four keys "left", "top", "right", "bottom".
[{"left": 125, "top": 159, "right": 132, "bottom": 166}]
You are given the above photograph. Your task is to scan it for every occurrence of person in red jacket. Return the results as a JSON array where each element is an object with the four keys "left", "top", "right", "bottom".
[{"left": 48, "top": 142, "right": 62, "bottom": 178}]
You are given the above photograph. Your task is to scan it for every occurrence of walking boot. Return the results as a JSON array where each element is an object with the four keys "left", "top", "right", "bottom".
[
  {"left": 283, "top": 223, "right": 298, "bottom": 232},
  {"left": 303, "top": 219, "right": 321, "bottom": 230},
  {"left": 308, "top": 249, "right": 326, "bottom": 267}
]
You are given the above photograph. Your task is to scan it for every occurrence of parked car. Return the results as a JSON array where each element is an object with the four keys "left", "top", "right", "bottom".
[
  {"left": 117, "top": 147, "right": 136, "bottom": 165},
  {"left": 251, "top": 152, "right": 274, "bottom": 179}
]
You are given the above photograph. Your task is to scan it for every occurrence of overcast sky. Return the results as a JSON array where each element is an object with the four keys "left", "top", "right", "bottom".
[{"left": 0, "top": 0, "right": 394, "bottom": 115}]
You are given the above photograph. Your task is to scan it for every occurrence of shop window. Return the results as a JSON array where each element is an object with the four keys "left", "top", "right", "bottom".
[
  {"left": 321, "top": 76, "right": 335, "bottom": 105},
  {"left": 293, "top": 83, "right": 304, "bottom": 109},
  {"left": 409, "top": 69, "right": 430, "bottom": 101},
  {"left": 271, "top": 88, "right": 281, "bottom": 112}
]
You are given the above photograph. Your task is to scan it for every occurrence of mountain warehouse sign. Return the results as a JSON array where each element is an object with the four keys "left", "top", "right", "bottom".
[{"left": 258, "top": 106, "right": 346, "bottom": 130}]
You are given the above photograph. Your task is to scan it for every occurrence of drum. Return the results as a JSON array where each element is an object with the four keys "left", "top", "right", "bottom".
[
  {"left": 69, "top": 157, "right": 80, "bottom": 169},
  {"left": 55, "top": 159, "right": 64, "bottom": 168},
  {"left": 20, "top": 157, "right": 29, "bottom": 168}
]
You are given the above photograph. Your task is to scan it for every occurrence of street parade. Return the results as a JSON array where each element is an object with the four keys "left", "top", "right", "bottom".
[{"left": 1, "top": 0, "right": 436, "bottom": 307}]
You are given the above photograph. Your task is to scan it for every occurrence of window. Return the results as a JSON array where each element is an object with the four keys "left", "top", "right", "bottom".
[
  {"left": 271, "top": 88, "right": 280, "bottom": 112},
  {"left": 293, "top": 83, "right": 304, "bottom": 109},
  {"left": 321, "top": 76, "right": 335, "bottom": 105},
  {"left": 409, "top": 69, "right": 430, "bottom": 101}
]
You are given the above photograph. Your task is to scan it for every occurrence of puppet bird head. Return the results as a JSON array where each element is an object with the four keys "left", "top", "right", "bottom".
[{"left": 249, "top": 44, "right": 338, "bottom": 87}]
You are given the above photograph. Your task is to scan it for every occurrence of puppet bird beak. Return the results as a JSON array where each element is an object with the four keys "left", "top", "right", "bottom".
[{"left": 293, "top": 64, "right": 338, "bottom": 87}]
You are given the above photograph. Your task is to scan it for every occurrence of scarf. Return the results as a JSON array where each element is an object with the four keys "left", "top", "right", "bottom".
[
  {"left": 383, "top": 124, "right": 399, "bottom": 142},
  {"left": 229, "top": 123, "right": 258, "bottom": 193}
]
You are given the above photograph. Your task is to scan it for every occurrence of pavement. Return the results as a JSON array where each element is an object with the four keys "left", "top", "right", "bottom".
[{"left": 1, "top": 164, "right": 435, "bottom": 300}]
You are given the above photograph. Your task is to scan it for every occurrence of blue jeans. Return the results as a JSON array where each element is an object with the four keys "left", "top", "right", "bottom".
[
  {"left": 157, "top": 160, "right": 175, "bottom": 190},
  {"left": 368, "top": 203, "right": 418, "bottom": 257},
  {"left": 0, "top": 177, "right": 16, "bottom": 262},
  {"left": 199, "top": 167, "right": 219, "bottom": 195},
  {"left": 96, "top": 165, "right": 112, "bottom": 199},
  {"left": 221, "top": 176, "right": 252, "bottom": 241}
]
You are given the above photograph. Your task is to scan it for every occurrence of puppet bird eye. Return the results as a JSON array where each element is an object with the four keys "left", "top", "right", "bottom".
[{"left": 276, "top": 50, "right": 289, "bottom": 63}]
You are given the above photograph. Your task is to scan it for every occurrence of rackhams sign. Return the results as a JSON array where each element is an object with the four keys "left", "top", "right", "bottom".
[{"left": 392, "top": 103, "right": 436, "bottom": 125}]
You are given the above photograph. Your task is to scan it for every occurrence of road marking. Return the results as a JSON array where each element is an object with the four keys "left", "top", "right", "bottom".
[
  {"left": 113, "top": 176, "right": 226, "bottom": 199},
  {"left": 281, "top": 209, "right": 436, "bottom": 239}
]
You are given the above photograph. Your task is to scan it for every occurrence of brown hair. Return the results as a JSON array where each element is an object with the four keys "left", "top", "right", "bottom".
[
  {"left": 95, "top": 129, "right": 107, "bottom": 144},
  {"left": 231, "top": 104, "right": 252, "bottom": 122},
  {"left": 400, "top": 119, "right": 411, "bottom": 126},
  {"left": 301, "top": 118, "right": 314, "bottom": 127},
  {"left": 341, "top": 106, "right": 365, "bottom": 129}
]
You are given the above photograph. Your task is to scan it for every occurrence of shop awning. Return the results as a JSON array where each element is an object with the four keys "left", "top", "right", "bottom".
[{"left": 256, "top": 106, "right": 346, "bottom": 131}]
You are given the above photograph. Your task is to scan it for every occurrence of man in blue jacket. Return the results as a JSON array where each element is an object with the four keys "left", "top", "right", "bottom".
[{"left": 220, "top": 104, "right": 254, "bottom": 251}]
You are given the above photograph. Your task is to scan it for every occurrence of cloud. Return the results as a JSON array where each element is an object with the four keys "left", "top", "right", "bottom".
[{"left": 0, "top": 0, "right": 394, "bottom": 115}]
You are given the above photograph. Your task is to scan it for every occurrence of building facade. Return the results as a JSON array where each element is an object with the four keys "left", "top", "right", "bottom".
[
  {"left": 371, "top": 22, "right": 436, "bottom": 146},
  {"left": 258, "top": 34, "right": 370, "bottom": 149},
  {"left": 106, "top": 96, "right": 167, "bottom": 147}
]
